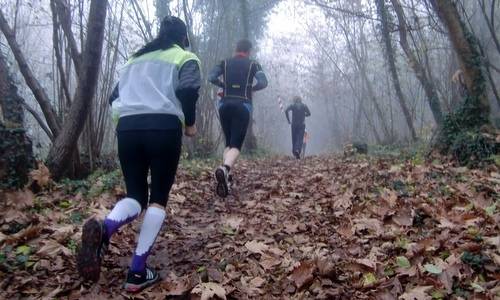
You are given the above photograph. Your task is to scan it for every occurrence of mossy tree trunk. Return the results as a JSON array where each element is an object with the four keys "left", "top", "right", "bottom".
[
  {"left": 430, "top": 0, "right": 490, "bottom": 121},
  {"left": 429, "top": 0, "right": 495, "bottom": 165},
  {"left": 0, "top": 51, "right": 34, "bottom": 189}
]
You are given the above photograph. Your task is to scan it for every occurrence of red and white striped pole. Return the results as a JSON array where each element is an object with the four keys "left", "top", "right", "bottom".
[{"left": 277, "top": 95, "right": 284, "bottom": 113}]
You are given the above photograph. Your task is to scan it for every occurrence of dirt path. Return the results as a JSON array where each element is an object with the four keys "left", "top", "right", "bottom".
[{"left": 0, "top": 155, "right": 498, "bottom": 299}]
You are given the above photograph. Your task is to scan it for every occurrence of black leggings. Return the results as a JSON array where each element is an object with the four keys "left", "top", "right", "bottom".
[
  {"left": 291, "top": 124, "right": 305, "bottom": 157},
  {"left": 219, "top": 99, "right": 251, "bottom": 150},
  {"left": 117, "top": 129, "right": 182, "bottom": 209}
]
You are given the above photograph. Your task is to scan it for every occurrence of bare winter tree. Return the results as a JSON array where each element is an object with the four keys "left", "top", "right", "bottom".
[
  {"left": 46, "top": 0, "right": 108, "bottom": 179},
  {"left": 390, "top": 0, "right": 444, "bottom": 126},
  {"left": 375, "top": 0, "right": 417, "bottom": 141},
  {"left": 0, "top": 0, "right": 108, "bottom": 179}
]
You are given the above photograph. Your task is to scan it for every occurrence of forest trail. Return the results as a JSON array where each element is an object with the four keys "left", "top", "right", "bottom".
[{"left": 0, "top": 155, "right": 499, "bottom": 299}]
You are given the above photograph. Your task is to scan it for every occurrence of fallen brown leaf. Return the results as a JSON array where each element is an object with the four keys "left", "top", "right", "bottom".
[
  {"left": 244, "top": 240, "right": 269, "bottom": 255},
  {"left": 398, "top": 285, "right": 433, "bottom": 300},
  {"left": 290, "top": 260, "right": 317, "bottom": 290},
  {"left": 191, "top": 282, "right": 226, "bottom": 300}
]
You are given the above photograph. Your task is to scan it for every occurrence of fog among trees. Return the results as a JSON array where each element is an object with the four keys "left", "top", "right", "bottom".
[{"left": 0, "top": 0, "right": 499, "bottom": 179}]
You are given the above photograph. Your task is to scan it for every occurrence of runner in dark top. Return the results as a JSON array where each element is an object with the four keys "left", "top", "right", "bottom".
[
  {"left": 208, "top": 39, "right": 268, "bottom": 197},
  {"left": 285, "top": 96, "right": 311, "bottom": 159}
]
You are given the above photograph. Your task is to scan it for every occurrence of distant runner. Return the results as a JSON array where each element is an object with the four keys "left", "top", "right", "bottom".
[
  {"left": 285, "top": 96, "right": 311, "bottom": 159},
  {"left": 208, "top": 39, "right": 268, "bottom": 197}
]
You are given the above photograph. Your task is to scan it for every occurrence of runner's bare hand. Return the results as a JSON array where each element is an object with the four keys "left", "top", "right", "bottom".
[{"left": 185, "top": 125, "right": 197, "bottom": 137}]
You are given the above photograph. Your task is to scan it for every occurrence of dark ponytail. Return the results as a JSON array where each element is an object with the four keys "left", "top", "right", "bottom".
[
  {"left": 132, "top": 37, "right": 176, "bottom": 58},
  {"left": 132, "top": 16, "right": 189, "bottom": 58}
]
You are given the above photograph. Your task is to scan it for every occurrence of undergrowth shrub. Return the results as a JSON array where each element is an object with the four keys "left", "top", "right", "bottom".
[
  {"left": 449, "top": 131, "right": 496, "bottom": 166},
  {"left": 438, "top": 96, "right": 498, "bottom": 166}
]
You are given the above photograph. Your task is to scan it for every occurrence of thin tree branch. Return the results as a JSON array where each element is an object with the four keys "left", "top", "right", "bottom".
[
  {"left": 487, "top": 60, "right": 500, "bottom": 73},
  {"left": 50, "top": 0, "right": 72, "bottom": 106},
  {"left": 54, "top": 0, "right": 83, "bottom": 75},
  {"left": 23, "top": 102, "right": 54, "bottom": 141},
  {"left": 309, "top": 0, "right": 384, "bottom": 23},
  {"left": 130, "top": 0, "right": 153, "bottom": 42}
]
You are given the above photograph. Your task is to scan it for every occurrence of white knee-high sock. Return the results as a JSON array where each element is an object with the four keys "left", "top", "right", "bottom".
[
  {"left": 103, "top": 197, "right": 142, "bottom": 239},
  {"left": 224, "top": 148, "right": 240, "bottom": 168},
  {"left": 130, "top": 206, "right": 166, "bottom": 272}
]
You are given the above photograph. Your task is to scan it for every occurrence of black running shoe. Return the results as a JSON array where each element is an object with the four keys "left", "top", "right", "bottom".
[
  {"left": 215, "top": 166, "right": 229, "bottom": 198},
  {"left": 77, "top": 218, "right": 108, "bottom": 282},
  {"left": 124, "top": 266, "right": 160, "bottom": 293}
]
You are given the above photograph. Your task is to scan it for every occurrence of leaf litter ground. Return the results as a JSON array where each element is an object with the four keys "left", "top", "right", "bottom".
[{"left": 0, "top": 155, "right": 499, "bottom": 299}]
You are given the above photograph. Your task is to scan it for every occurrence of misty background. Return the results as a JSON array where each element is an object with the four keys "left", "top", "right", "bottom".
[{"left": 1, "top": 0, "right": 499, "bottom": 162}]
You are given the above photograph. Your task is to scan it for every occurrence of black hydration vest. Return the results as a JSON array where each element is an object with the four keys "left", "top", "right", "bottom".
[
  {"left": 223, "top": 56, "right": 258, "bottom": 101},
  {"left": 291, "top": 103, "right": 308, "bottom": 126}
]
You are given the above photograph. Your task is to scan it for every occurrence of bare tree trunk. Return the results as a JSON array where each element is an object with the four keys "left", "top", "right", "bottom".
[
  {"left": 391, "top": 0, "right": 445, "bottom": 126},
  {"left": 361, "top": 104, "right": 382, "bottom": 144},
  {"left": 429, "top": 0, "right": 490, "bottom": 120},
  {"left": 376, "top": 0, "right": 417, "bottom": 141},
  {"left": 46, "top": 0, "right": 108, "bottom": 179}
]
